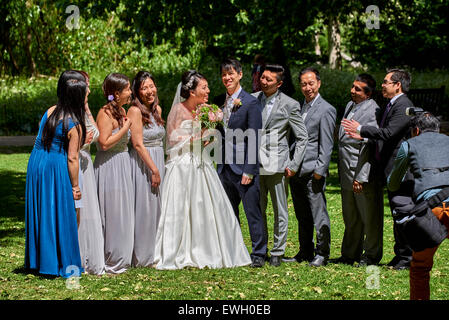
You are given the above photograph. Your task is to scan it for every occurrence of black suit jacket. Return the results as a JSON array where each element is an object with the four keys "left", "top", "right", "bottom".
[
  {"left": 360, "top": 94, "right": 413, "bottom": 180},
  {"left": 215, "top": 89, "right": 263, "bottom": 176}
]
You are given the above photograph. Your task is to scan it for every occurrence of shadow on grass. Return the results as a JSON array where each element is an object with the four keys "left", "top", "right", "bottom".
[
  {"left": 0, "top": 169, "right": 26, "bottom": 243},
  {"left": 12, "top": 266, "right": 58, "bottom": 280}
]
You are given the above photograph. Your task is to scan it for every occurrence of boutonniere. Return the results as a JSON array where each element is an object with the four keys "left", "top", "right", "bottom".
[{"left": 232, "top": 98, "right": 242, "bottom": 112}]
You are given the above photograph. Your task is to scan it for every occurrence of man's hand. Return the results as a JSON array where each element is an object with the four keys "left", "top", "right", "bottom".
[
  {"left": 353, "top": 180, "right": 363, "bottom": 193},
  {"left": 347, "top": 131, "right": 364, "bottom": 140},
  {"left": 341, "top": 118, "right": 359, "bottom": 133},
  {"left": 285, "top": 167, "right": 296, "bottom": 178},
  {"left": 341, "top": 119, "right": 363, "bottom": 140},
  {"left": 241, "top": 175, "right": 253, "bottom": 185},
  {"left": 313, "top": 172, "right": 322, "bottom": 180}
]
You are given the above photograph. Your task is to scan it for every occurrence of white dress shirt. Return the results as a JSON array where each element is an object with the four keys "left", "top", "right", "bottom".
[
  {"left": 262, "top": 92, "right": 277, "bottom": 124},
  {"left": 302, "top": 93, "right": 320, "bottom": 121},
  {"left": 224, "top": 86, "right": 243, "bottom": 127}
]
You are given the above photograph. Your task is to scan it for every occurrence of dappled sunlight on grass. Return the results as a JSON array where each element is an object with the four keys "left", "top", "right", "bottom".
[{"left": 1, "top": 148, "right": 449, "bottom": 300}]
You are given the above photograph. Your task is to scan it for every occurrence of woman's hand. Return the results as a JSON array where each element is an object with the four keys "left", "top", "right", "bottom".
[
  {"left": 72, "top": 186, "right": 82, "bottom": 200},
  {"left": 123, "top": 116, "right": 132, "bottom": 130},
  {"left": 151, "top": 170, "right": 161, "bottom": 188},
  {"left": 85, "top": 130, "right": 94, "bottom": 145}
]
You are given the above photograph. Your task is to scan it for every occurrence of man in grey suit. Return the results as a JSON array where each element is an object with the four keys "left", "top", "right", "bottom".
[
  {"left": 333, "top": 74, "right": 384, "bottom": 266},
  {"left": 252, "top": 64, "right": 308, "bottom": 267},
  {"left": 284, "top": 67, "right": 336, "bottom": 267}
]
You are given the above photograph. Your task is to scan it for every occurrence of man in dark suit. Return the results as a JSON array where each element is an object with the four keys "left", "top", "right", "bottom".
[
  {"left": 215, "top": 58, "right": 267, "bottom": 268},
  {"left": 342, "top": 68, "right": 414, "bottom": 269},
  {"left": 284, "top": 67, "right": 337, "bottom": 267}
]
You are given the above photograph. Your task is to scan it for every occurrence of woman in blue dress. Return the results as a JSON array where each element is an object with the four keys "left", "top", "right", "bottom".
[{"left": 25, "top": 70, "right": 87, "bottom": 278}]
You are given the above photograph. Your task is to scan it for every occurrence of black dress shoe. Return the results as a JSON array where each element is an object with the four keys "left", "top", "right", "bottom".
[
  {"left": 309, "top": 255, "right": 328, "bottom": 267},
  {"left": 270, "top": 255, "right": 282, "bottom": 267},
  {"left": 392, "top": 259, "right": 410, "bottom": 270},
  {"left": 357, "top": 258, "right": 378, "bottom": 267},
  {"left": 387, "top": 256, "right": 403, "bottom": 267},
  {"left": 281, "top": 256, "right": 298, "bottom": 263},
  {"left": 251, "top": 256, "right": 265, "bottom": 268},
  {"left": 387, "top": 256, "right": 410, "bottom": 270},
  {"left": 329, "top": 256, "right": 354, "bottom": 265},
  {"left": 282, "top": 254, "right": 313, "bottom": 263}
]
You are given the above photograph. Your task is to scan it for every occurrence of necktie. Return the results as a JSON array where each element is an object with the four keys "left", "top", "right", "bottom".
[
  {"left": 224, "top": 95, "right": 232, "bottom": 125},
  {"left": 261, "top": 97, "right": 268, "bottom": 125},
  {"left": 375, "top": 102, "right": 392, "bottom": 162},
  {"left": 302, "top": 102, "right": 309, "bottom": 115},
  {"left": 379, "top": 102, "right": 392, "bottom": 128},
  {"left": 343, "top": 102, "right": 356, "bottom": 119},
  {"left": 301, "top": 102, "right": 310, "bottom": 120}
]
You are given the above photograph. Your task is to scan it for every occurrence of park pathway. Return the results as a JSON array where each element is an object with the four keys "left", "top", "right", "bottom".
[{"left": 0, "top": 136, "right": 35, "bottom": 147}]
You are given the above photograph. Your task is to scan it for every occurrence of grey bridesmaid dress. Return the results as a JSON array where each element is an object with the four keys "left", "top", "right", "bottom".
[
  {"left": 77, "top": 117, "right": 105, "bottom": 275},
  {"left": 129, "top": 114, "right": 166, "bottom": 267},
  {"left": 94, "top": 128, "right": 134, "bottom": 274}
]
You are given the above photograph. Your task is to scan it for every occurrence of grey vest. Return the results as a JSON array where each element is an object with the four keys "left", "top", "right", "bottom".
[{"left": 407, "top": 132, "right": 449, "bottom": 197}]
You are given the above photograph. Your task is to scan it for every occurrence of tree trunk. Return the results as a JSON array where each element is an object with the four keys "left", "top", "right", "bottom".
[
  {"left": 6, "top": 45, "right": 20, "bottom": 75},
  {"left": 25, "top": 28, "right": 37, "bottom": 77},
  {"left": 272, "top": 36, "right": 295, "bottom": 97},
  {"left": 314, "top": 32, "right": 321, "bottom": 56},
  {"left": 327, "top": 15, "right": 341, "bottom": 70}
]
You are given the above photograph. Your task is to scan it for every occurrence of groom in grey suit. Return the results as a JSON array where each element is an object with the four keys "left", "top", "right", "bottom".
[
  {"left": 252, "top": 64, "right": 308, "bottom": 267},
  {"left": 285, "top": 67, "right": 336, "bottom": 267},
  {"left": 334, "top": 74, "right": 384, "bottom": 266}
]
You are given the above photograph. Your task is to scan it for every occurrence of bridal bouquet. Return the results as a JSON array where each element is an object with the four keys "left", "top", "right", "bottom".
[{"left": 193, "top": 104, "right": 224, "bottom": 129}]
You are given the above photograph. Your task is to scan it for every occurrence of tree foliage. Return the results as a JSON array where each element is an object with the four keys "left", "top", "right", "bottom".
[{"left": 0, "top": 0, "right": 448, "bottom": 77}]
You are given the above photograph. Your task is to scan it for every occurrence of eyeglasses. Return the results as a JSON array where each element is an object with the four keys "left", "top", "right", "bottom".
[{"left": 382, "top": 80, "right": 397, "bottom": 85}]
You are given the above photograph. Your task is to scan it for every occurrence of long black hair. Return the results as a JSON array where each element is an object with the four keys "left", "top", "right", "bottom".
[
  {"left": 42, "top": 70, "right": 87, "bottom": 152},
  {"left": 131, "top": 71, "right": 164, "bottom": 127}
]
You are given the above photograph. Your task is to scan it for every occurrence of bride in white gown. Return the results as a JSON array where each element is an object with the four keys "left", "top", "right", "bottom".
[{"left": 153, "top": 70, "right": 251, "bottom": 270}]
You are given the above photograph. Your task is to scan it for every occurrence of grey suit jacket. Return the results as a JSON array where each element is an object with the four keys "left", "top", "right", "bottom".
[
  {"left": 296, "top": 94, "right": 336, "bottom": 178},
  {"left": 338, "top": 99, "right": 380, "bottom": 190},
  {"left": 253, "top": 90, "right": 308, "bottom": 174}
]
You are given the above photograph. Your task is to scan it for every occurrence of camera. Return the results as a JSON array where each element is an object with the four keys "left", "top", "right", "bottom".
[{"left": 405, "top": 107, "right": 425, "bottom": 116}]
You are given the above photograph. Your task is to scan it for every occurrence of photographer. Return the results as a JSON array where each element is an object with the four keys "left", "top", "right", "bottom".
[{"left": 387, "top": 111, "right": 449, "bottom": 300}]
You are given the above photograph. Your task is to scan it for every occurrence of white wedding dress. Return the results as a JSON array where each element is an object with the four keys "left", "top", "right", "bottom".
[{"left": 153, "top": 102, "right": 251, "bottom": 270}]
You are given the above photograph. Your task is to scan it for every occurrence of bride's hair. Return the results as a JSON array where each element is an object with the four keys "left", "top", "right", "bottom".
[
  {"left": 131, "top": 71, "right": 165, "bottom": 127},
  {"left": 102, "top": 73, "right": 129, "bottom": 128},
  {"left": 180, "top": 70, "right": 206, "bottom": 99}
]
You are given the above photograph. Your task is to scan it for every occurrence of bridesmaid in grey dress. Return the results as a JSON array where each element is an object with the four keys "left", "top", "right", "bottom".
[
  {"left": 94, "top": 73, "right": 134, "bottom": 274},
  {"left": 128, "top": 71, "right": 166, "bottom": 267},
  {"left": 75, "top": 70, "right": 106, "bottom": 275}
]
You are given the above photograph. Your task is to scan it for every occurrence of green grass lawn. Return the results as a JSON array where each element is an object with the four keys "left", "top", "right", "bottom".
[{"left": 1, "top": 146, "right": 449, "bottom": 300}]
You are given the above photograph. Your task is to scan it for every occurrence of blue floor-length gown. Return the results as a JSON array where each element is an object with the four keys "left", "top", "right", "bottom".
[{"left": 25, "top": 111, "right": 83, "bottom": 278}]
